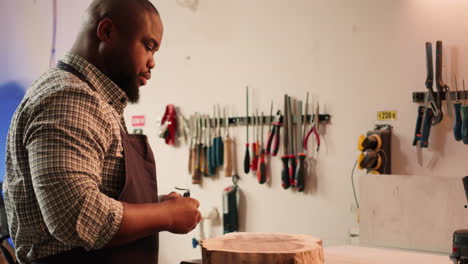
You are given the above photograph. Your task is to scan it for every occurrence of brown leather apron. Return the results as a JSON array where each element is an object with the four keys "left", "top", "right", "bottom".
[{"left": 32, "top": 62, "right": 159, "bottom": 264}]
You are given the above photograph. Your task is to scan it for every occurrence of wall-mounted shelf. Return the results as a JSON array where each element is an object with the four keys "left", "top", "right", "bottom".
[
  {"left": 228, "top": 114, "right": 330, "bottom": 126},
  {"left": 201, "top": 114, "right": 331, "bottom": 126},
  {"left": 412, "top": 91, "right": 468, "bottom": 103}
]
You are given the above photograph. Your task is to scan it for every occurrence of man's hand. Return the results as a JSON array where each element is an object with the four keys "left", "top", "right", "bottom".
[
  {"left": 163, "top": 195, "right": 201, "bottom": 234},
  {"left": 159, "top": 192, "right": 181, "bottom": 202}
]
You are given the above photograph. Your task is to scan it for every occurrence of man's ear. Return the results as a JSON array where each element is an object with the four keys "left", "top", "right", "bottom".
[{"left": 96, "top": 18, "right": 114, "bottom": 43}]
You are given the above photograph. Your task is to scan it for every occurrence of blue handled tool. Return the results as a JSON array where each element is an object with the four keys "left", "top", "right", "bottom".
[{"left": 453, "top": 76, "right": 462, "bottom": 141}]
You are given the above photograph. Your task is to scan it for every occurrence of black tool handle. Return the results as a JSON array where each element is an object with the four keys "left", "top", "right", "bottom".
[
  {"left": 218, "top": 136, "right": 224, "bottom": 166},
  {"left": 421, "top": 108, "right": 434, "bottom": 148},
  {"left": 454, "top": 103, "right": 462, "bottom": 141},
  {"left": 257, "top": 150, "right": 267, "bottom": 184},
  {"left": 289, "top": 155, "right": 296, "bottom": 187},
  {"left": 295, "top": 153, "right": 306, "bottom": 192},
  {"left": 412, "top": 106, "right": 425, "bottom": 146},
  {"left": 435, "top": 41, "right": 445, "bottom": 108},
  {"left": 272, "top": 124, "right": 281, "bottom": 156},
  {"left": 281, "top": 156, "right": 290, "bottom": 189},
  {"left": 243, "top": 144, "right": 251, "bottom": 174},
  {"left": 425, "top": 42, "right": 433, "bottom": 89},
  {"left": 462, "top": 176, "right": 468, "bottom": 202}
]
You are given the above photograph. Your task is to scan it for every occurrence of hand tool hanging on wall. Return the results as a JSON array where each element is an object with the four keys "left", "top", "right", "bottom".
[
  {"left": 287, "top": 96, "right": 296, "bottom": 187},
  {"left": 200, "top": 116, "right": 208, "bottom": 176},
  {"left": 207, "top": 114, "right": 215, "bottom": 176},
  {"left": 209, "top": 109, "right": 216, "bottom": 174},
  {"left": 461, "top": 80, "right": 468, "bottom": 144},
  {"left": 426, "top": 42, "right": 442, "bottom": 125},
  {"left": 413, "top": 42, "right": 437, "bottom": 154},
  {"left": 224, "top": 108, "right": 233, "bottom": 177},
  {"left": 217, "top": 105, "right": 224, "bottom": 166},
  {"left": 188, "top": 114, "right": 195, "bottom": 175},
  {"left": 412, "top": 105, "right": 426, "bottom": 166},
  {"left": 213, "top": 105, "right": 223, "bottom": 168},
  {"left": 251, "top": 110, "right": 259, "bottom": 172},
  {"left": 265, "top": 102, "right": 274, "bottom": 155},
  {"left": 257, "top": 112, "right": 267, "bottom": 184},
  {"left": 453, "top": 76, "right": 462, "bottom": 141},
  {"left": 304, "top": 97, "right": 321, "bottom": 152},
  {"left": 192, "top": 113, "right": 202, "bottom": 184},
  {"left": 435, "top": 41, "right": 449, "bottom": 123},
  {"left": 281, "top": 94, "right": 291, "bottom": 189},
  {"left": 266, "top": 109, "right": 281, "bottom": 156},
  {"left": 244, "top": 87, "right": 251, "bottom": 174},
  {"left": 295, "top": 98, "right": 306, "bottom": 192}
]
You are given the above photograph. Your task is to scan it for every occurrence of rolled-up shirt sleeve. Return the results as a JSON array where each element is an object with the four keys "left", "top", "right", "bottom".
[{"left": 24, "top": 87, "right": 123, "bottom": 250}]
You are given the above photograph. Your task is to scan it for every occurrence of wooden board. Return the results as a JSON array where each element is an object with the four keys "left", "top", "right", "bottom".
[
  {"left": 324, "top": 246, "right": 451, "bottom": 264},
  {"left": 359, "top": 174, "right": 468, "bottom": 253},
  {"left": 201, "top": 232, "right": 324, "bottom": 264}
]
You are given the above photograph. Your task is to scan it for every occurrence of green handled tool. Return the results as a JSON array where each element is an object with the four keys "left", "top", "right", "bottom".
[
  {"left": 461, "top": 80, "right": 468, "bottom": 144},
  {"left": 454, "top": 76, "right": 462, "bottom": 141}
]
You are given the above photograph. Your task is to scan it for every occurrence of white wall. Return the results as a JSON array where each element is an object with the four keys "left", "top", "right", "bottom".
[{"left": 2, "top": 0, "right": 468, "bottom": 263}]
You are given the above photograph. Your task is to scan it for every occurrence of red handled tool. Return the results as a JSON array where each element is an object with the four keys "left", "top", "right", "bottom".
[
  {"left": 295, "top": 97, "right": 306, "bottom": 192},
  {"left": 251, "top": 110, "right": 259, "bottom": 172},
  {"left": 266, "top": 110, "right": 281, "bottom": 156},
  {"left": 304, "top": 98, "right": 321, "bottom": 152},
  {"left": 257, "top": 112, "right": 267, "bottom": 184},
  {"left": 280, "top": 94, "right": 291, "bottom": 189}
]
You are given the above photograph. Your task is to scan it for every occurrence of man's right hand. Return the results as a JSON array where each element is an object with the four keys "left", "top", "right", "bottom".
[{"left": 164, "top": 196, "right": 201, "bottom": 234}]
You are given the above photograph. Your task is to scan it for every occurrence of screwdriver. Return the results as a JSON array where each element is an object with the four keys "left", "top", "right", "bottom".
[
  {"left": 224, "top": 107, "right": 233, "bottom": 177},
  {"left": 243, "top": 86, "right": 251, "bottom": 174},
  {"left": 188, "top": 114, "right": 195, "bottom": 175},
  {"left": 251, "top": 110, "right": 259, "bottom": 172},
  {"left": 281, "top": 94, "right": 291, "bottom": 189},
  {"left": 288, "top": 97, "right": 296, "bottom": 187},
  {"left": 200, "top": 116, "right": 207, "bottom": 176},
  {"left": 192, "top": 113, "right": 202, "bottom": 184},
  {"left": 265, "top": 101, "right": 274, "bottom": 155},
  {"left": 295, "top": 98, "right": 306, "bottom": 192},
  {"left": 217, "top": 105, "right": 224, "bottom": 166},
  {"left": 461, "top": 80, "right": 468, "bottom": 144},
  {"left": 453, "top": 76, "right": 462, "bottom": 141},
  {"left": 207, "top": 114, "right": 216, "bottom": 175},
  {"left": 257, "top": 112, "right": 267, "bottom": 184}
]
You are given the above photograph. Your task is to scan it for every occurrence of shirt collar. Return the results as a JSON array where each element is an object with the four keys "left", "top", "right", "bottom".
[{"left": 58, "top": 52, "right": 128, "bottom": 114}]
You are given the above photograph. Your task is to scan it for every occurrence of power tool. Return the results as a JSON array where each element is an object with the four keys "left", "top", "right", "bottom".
[{"left": 449, "top": 176, "right": 468, "bottom": 264}]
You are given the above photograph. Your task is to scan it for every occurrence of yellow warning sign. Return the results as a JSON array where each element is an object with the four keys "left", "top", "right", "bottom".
[{"left": 377, "top": 111, "right": 397, "bottom": 121}]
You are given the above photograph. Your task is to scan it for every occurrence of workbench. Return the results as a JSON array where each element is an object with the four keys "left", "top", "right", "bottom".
[
  {"left": 324, "top": 245, "right": 450, "bottom": 264},
  {"left": 180, "top": 245, "right": 450, "bottom": 264}
]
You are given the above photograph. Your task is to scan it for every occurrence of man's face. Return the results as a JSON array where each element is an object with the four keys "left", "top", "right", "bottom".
[{"left": 108, "top": 11, "right": 163, "bottom": 103}]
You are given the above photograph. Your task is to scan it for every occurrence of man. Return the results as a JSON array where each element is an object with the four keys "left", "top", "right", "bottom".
[{"left": 3, "top": 0, "right": 201, "bottom": 263}]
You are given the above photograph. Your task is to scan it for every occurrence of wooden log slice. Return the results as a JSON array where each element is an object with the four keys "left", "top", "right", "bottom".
[{"left": 201, "top": 232, "right": 324, "bottom": 264}]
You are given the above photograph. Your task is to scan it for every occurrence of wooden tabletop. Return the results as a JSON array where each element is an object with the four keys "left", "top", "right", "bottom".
[{"left": 324, "top": 246, "right": 451, "bottom": 264}]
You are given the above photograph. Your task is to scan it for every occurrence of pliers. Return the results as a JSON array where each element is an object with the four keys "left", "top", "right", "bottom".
[
  {"left": 425, "top": 42, "right": 443, "bottom": 126},
  {"left": 303, "top": 100, "right": 320, "bottom": 152},
  {"left": 266, "top": 110, "right": 282, "bottom": 156}
]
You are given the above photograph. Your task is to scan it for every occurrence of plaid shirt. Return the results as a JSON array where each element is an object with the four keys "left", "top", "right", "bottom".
[{"left": 3, "top": 53, "right": 128, "bottom": 263}]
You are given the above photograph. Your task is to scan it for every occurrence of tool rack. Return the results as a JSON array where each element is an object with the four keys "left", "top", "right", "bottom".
[
  {"left": 412, "top": 91, "right": 468, "bottom": 103},
  {"left": 206, "top": 114, "right": 331, "bottom": 126}
]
